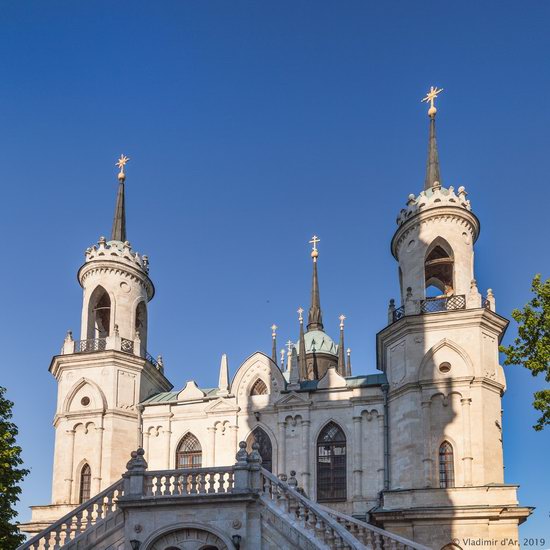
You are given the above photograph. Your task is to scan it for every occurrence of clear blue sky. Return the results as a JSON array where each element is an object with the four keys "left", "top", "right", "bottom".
[{"left": 1, "top": 0, "right": 548, "bottom": 541}]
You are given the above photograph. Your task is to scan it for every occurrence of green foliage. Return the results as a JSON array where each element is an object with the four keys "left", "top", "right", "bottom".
[
  {"left": 0, "top": 386, "right": 29, "bottom": 549},
  {"left": 500, "top": 274, "right": 550, "bottom": 431}
]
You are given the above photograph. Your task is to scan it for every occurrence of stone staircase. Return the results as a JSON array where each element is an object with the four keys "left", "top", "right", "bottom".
[{"left": 19, "top": 445, "right": 430, "bottom": 550}]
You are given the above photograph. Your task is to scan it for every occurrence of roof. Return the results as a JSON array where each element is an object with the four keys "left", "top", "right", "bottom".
[{"left": 296, "top": 330, "right": 338, "bottom": 356}]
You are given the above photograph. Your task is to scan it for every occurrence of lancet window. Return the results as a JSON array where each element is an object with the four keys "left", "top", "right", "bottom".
[
  {"left": 79, "top": 463, "right": 91, "bottom": 503},
  {"left": 246, "top": 426, "right": 273, "bottom": 472},
  {"left": 439, "top": 441, "right": 455, "bottom": 488},
  {"left": 87, "top": 286, "right": 111, "bottom": 339},
  {"left": 317, "top": 422, "right": 346, "bottom": 502},
  {"left": 176, "top": 433, "right": 202, "bottom": 469},
  {"left": 425, "top": 241, "right": 454, "bottom": 297},
  {"left": 250, "top": 379, "right": 268, "bottom": 396}
]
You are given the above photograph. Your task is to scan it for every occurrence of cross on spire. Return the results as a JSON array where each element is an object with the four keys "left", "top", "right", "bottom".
[
  {"left": 339, "top": 314, "right": 346, "bottom": 329},
  {"left": 421, "top": 86, "right": 443, "bottom": 117},
  {"left": 297, "top": 307, "right": 304, "bottom": 322},
  {"left": 116, "top": 154, "right": 130, "bottom": 181},
  {"left": 286, "top": 340, "right": 294, "bottom": 353},
  {"left": 271, "top": 324, "right": 278, "bottom": 338}
]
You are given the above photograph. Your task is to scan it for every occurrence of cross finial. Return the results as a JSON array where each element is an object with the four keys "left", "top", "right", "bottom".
[
  {"left": 339, "top": 314, "right": 346, "bottom": 329},
  {"left": 271, "top": 324, "right": 278, "bottom": 338},
  {"left": 286, "top": 340, "right": 294, "bottom": 353},
  {"left": 116, "top": 154, "right": 130, "bottom": 182},
  {"left": 421, "top": 86, "right": 443, "bottom": 117},
  {"left": 347, "top": 347, "right": 351, "bottom": 356},
  {"left": 280, "top": 348, "right": 285, "bottom": 364},
  {"left": 309, "top": 235, "right": 320, "bottom": 261},
  {"left": 297, "top": 307, "right": 304, "bottom": 323}
]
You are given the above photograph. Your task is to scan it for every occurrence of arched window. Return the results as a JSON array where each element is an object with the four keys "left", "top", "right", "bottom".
[
  {"left": 250, "top": 379, "right": 268, "bottom": 396},
  {"left": 87, "top": 286, "right": 111, "bottom": 339},
  {"left": 79, "top": 463, "right": 91, "bottom": 503},
  {"left": 317, "top": 422, "right": 346, "bottom": 502},
  {"left": 425, "top": 242, "right": 454, "bottom": 297},
  {"left": 439, "top": 441, "right": 455, "bottom": 488},
  {"left": 246, "top": 426, "right": 273, "bottom": 472},
  {"left": 176, "top": 433, "right": 202, "bottom": 468},
  {"left": 135, "top": 301, "right": 147, "bottom": 350}
]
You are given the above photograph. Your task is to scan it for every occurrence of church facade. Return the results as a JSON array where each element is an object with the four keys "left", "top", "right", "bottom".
[{"left": 21, "top": 96, "right": 531, "bottom": 549}]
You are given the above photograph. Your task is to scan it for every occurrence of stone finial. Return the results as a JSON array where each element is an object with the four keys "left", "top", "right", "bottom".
[
  {"left": 65, "top": 330, "right": 73, "bottom": 342},
  {"left": 156, "top": 355, "right": 164, "bottom": 372},
  {"left": 126, "top": 448, "right": 148, "bottom": 472},
  {"left": 486, "top": 288, "right": 496, "bottom": 311},
  {"left": 288, "top": 470, "right": 298, "bottom": 488},
  {"left": 114, "top": 323, "right": 120, "bottom": 336},
  {"left": 98, "top": 236, "right": 106, "bottom": 245},
  {"left": 407, "top": 194, "right": 416, "bottom": 206},
  {"left": 235, "top": 441, "right": 248, "bottom": 464},
  {"left": 278, "top": 473, "right": 288, "bottom": 482},
  {"left": 248, "top": 442, "right": 262, "bottom": 466},
  {"left": 406, "top": 287, "right": 413, "bottom": 300}
]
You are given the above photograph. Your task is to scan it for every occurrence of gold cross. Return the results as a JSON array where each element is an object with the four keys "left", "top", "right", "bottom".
[
  {"left": 421, "top": 86, "right": 443, "bottom": 114},
  {"left": 339, "top": 314, "right": 346, "bottom": 329},
  {"left": 286, "top": 340, "right": 294, "bottom": 353},
  {"left": 116, "top": 154, "right": 130, "bottom": 173},
  {"left": 271, "top": 324, "right": 278, "bottom": 338},
  {"left": 297, "top": 307, "right": 304, "bottom": 322},
  {"left": 309, "top": 235, "right": 320, "bottom": 251}
]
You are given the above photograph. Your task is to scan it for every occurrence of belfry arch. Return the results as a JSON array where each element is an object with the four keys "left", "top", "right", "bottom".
[
  {"left": 86, "top": 285, "right": 112, "bottom": 339},
  {"left": 424, "top": 238, "right": 454, "bottom": 297}
]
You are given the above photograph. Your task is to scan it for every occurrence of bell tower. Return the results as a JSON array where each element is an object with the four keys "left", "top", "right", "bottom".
[
  {"left": 28, "top": 157, "right": 172, "bottom": 533},
  {"left": 374, "top": 89, "right": 531, "bottom": 547}
]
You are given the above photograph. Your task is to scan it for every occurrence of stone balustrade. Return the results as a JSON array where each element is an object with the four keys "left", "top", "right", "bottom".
[
  {"left": 18, "top": 480, "right": 124, "bottom": 550},
  {"left": 144, "top": 467, "right": 235, "bottom": 496},
  {"left": 319, "top": 505, "right": 432, "bottom": 550}
]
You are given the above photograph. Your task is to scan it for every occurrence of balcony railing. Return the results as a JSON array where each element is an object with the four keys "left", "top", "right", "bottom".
[
  {"left": 63, "top": 335, "right": 161, "bottom": 371},
  {"left": 420, "top": 294, "right": 466, "bottom": 313}
]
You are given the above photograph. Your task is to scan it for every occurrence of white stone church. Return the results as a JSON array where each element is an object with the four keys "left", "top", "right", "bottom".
[{"left": 20, "top": 95, "right": 531, "bottom": 550}]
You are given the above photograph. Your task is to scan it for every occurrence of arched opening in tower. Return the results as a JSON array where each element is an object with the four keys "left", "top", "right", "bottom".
[
  {"left": 87, "top": 286, "right": 111, "bottom": 339},
  {"left": 425, "top": 244, "right": 454, "bottom": 298}
]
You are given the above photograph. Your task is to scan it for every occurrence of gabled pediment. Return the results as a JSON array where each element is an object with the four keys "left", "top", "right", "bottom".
[
  {"left": 274, "top": 392, "right": 311, "bottom": 409},
  {"left": 177, "top": 381, "right": 205, "bottom": 401},
  {"left": 317, "top": 367, "right": 347, "bottom": 390},
  {"left": 204, "top": 397, "right": 241, "bottom": 415}
]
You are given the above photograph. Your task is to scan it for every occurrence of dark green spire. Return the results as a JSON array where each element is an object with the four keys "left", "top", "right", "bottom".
[
  {"left": 424, "top": 112, "right": 442, "bottom": 190},
  {"left": 307, "top": 236, "right": 323, "bottom": 331},
  {"left": 111, "top": 179, "right": 126, "bottom": 242}
]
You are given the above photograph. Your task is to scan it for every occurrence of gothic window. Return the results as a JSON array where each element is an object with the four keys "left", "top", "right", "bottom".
[
  {"left": 79, "top": 463, "right": 91, "bottom": 503},
  {"left": 425, "top": 241, "right": 454, "bottom": 297},
  {"left": 439, "top": 441, "right": 455, "bottom": 488},
  {"left": 250, "top": 379, "right": 268, "bottom": 396},
  {"left": 135, "top": 301, "right": 147, "bottom": 349},
  {"left": 246, "top": 426, "right": 273, "bottom": 472},
  {"left": 317, "top": 422, "right": 346, "bottom": 502},
  {"left": 176, "top": 433, "right": 202, "bottom": 468},
  {"left": 87, "top": 286, "right": 111, "bottom": 339}
]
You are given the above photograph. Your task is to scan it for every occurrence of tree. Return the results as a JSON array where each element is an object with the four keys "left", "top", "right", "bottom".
[
  {"left": 0, "top": 386, "right": 29, "bottom": 549},
  {"left": 500, "top": 274, "right": 550, "bottom": 431}
]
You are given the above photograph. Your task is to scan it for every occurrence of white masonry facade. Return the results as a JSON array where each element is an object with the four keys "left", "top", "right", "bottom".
[{"left": 22, "top": 106, "right": 531, "bottom": 550}]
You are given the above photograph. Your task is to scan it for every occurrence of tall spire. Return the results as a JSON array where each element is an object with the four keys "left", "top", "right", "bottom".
[
  {"left": 298, "top": 307, "right": 307, "bottom": 379},
  {"left": 307, "top": 235, "right": 323, "bottom": 331},
  {"left": 217, "top": 353, "right": 229, "bottom": 396},
  {"left": 271, "top": 324, "right": 278, "bottom": 364},
  {"left": 337, "top": 315, "right": 346, "bottom": 376},
  {"left": 421, "top": 86, "right": 443, "bottom": 190},
  {"left": 111, "top": 154, "right": 130, "bottom": 242}
]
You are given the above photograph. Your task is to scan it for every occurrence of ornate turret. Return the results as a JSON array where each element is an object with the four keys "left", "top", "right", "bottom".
[{"left": 78, "top": 156, "right": 154, "bottom": 348}]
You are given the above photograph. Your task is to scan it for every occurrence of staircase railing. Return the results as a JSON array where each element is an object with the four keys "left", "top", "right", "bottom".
[
  {"left": 319, "top": 505, "right": 432, "bottom": 550},
  {"left": 260, "top": 468, "right": 367, "bottom": 550},
  {"left": 18, "top": 480, "right": 124, "bottom": 550},
  {"left": 143, "top": 466, "right": 235, "bottom": 496}
]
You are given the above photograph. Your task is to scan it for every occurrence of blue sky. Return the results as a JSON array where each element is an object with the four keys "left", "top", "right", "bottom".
[{"left": 1, "top": 0, "right": 548, "bottom": 541}]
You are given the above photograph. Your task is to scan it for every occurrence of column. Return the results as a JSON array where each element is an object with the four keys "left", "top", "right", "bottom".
[
  {"left": 144, "top": 431, "right": 151, "bottom": 463},
  {"left": 64, "top": 429, "right": 76, "bottom": 502},
  {"left": 92, "top": 423, "right": 104, "bottom": 493},
  {"left": 277, "top": 421, "right": 286, "bottom": 475},
  {"left": 164, "top": 411, "right": 173, "bottom": 468},
  {"left": 461, "top": 398, "right": 473, "bottom": 486},
  {"left": 207, "top": 427, "right": 217, "bottom": 467},
  {"left": 421, "top": 400, "right": 433, "bottom": 487},
  {"left": 352, "top": 416, "right": 363, "bottom": 499},
  {"left": 377, "top": 414, "right": 385, "bottom": 490},
  {"left": 230, "top": 425, "right": 239, "bottom": 464},
  {"left": 301, "top": 420, "right": 311, "bottom": 495}
]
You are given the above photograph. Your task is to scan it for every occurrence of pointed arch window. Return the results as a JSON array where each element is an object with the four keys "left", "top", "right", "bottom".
[
  {"left": 87, "top": 286, "right": 111, "bottom": 339},
  {"left": 135, "top": 301, "right": 147, "bottom": 350},
  {"left": 79, "top": 464, "right": 91, "bottom": 503},
  {"left": 250, "top": 379, "right": 268, "bottom": 396},
  {"left": 317, "top": 422, "right": 346, "bottom": 502},
  {"left": 176, "top": 433, "right": 202, "bottom": 469},
  {"left": 425, "top": 242, "right": 454, "bottom": 297},
  {"left": 439, "top": 441, "right": 455, "bottom": 488},
  {"left": 246, "top": 426, "right": 273, "bottom": 472}
]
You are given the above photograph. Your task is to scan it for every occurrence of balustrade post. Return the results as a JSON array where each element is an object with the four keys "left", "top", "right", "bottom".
[
  {"left": 248, "top": 442, "right": 263, "bottom": 491},
  {"left": 233, "top": 441, "right": 250, "bottom": 493},
  {"left": 133, "top": 331, "right": 142, "bottom": 356},
  {"left": 123, "top": 448, "right": 148, "bottom": 498},
  {"left": 63, "top": 330, "right": 75, "bottom": 355}
]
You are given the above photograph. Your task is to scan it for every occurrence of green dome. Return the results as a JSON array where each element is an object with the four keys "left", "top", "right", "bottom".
[{"left": 296, "top": 330, "right": 338, "bottom": 356}]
